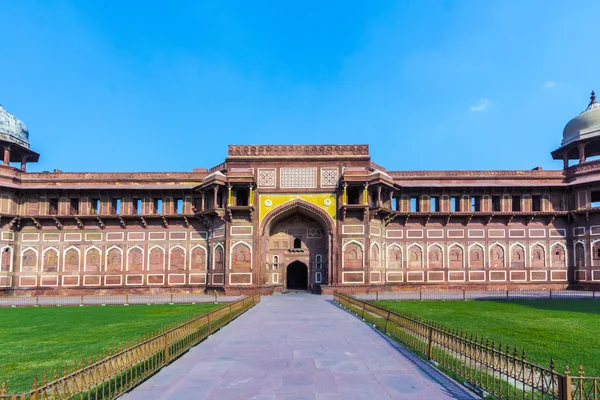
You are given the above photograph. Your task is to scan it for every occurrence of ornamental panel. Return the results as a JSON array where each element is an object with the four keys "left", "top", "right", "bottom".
[
  {"left": 258, "top": 168, "right": 276, "bottom": 188},
  {"left": 280, "top": 168, "right": 317, "bottom": 189},
  {"left": 320, "top": 168, "right": 339, "bottom": 187}
]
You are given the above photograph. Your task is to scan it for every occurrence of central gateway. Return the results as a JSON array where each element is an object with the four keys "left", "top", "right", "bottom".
[{"left": 264, "top": 204, "right": 330, "bottom": 292}]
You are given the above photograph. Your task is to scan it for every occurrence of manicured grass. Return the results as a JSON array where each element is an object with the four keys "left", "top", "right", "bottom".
[
  {"left": 375, "top": 299, "right": 600, "bottom": 377},
  {"left": 0, "top": 303, "right": 221, "bottom": 393}
]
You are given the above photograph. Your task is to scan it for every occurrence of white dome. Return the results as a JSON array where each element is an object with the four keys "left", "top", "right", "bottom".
[
  {"left": 0, "top": 105, "right": 30, "bottom": 148},
  {"left": 562, "top": 91, "right": 600, "bottom": 147}
]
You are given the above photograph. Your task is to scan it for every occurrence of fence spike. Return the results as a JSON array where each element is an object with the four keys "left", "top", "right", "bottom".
[
  {"left": 550, "top": 358, "right": 556, "bottom": 372},
  {"left": 513, "top": 346, "right": 518, "bottom": 358},
  {"left": 565, "top": 362, "right": 571, "bottom": 375},
  {"left": 579, "top": 362, "right": 584, "bottom": 376},
  {"left": 63, "top": 365, "right": 68, "bottom": 377},
  {"left": 521, "top": 349, "right": 526, "bottom": 361},
  {"left": 43, "top": 373, "right": 48, "bottom": 386},
  {"left": 32, "top": 375, "right": 38, "bottom": 391},
  {"left": 53, "top": 368, "right": 59, "bottom": 381},
  {"left": 73, "top": 360, "right": 77, "bottom": 373},
  {"left": 1, "top": 381, "right": 6, "bottom": 396},
  {"left": 89, "top": 356, "right": 93, "bottom": 366}
]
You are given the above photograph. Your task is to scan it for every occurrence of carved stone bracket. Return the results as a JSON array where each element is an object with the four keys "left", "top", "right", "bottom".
[
  {"left": 75, "top": 217, "right": 84, "bottom": 229},
  {"left": 96, "top": 216, "right": 105, "bottom": 229},
  {"left": 119, "top": 216, "right": 127, "bottom": 229},
  {"left": 183, "top": 216, "right": 190, "bottom": 228},
  {"left": 8, "top": 217, "right": 18, "bottom": 230},
  {"left": 52, "top": 217, "right": 63, "bottom": 230},
  {"left": 463, "top": 214, "right": 473, "bottom": 226},
  {"left": 140, "top": 217, "right": 147, "bottom": 229},
  {"left": 383, "top": 213, "right": 396, "bottom": 226},
  {"left": 161, "top": 216, "right": 168, "bottom": 228},
  {"left": 31, "top": 217, "right": 42, "bottom": 230}
]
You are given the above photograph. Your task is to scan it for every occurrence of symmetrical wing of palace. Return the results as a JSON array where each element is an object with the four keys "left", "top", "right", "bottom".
[{"left": 0, "top": 92, "right": 599, "bottom": 294}]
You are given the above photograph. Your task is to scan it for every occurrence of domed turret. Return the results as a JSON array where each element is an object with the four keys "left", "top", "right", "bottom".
[
  {"left": 0, "top": 104, "right": 30, "bottom": 148},
  {"left": 0, "top": 103, "right": 39, "bottom": 170},
  {"left": 552, "top": 91, "right": 600, "bottom": 169},
  {"left": 562, "top": 91, "right": 600, "bottom": 147}
]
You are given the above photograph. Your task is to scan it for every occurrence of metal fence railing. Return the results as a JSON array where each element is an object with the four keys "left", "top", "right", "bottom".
[
  {"left": 354, "top": 289, "right": 599, "bottom": 302},
  {"left": 334, "top": 291, "right": 599, "bottom": 400},
  {"left": 0, "top": 294, "right": 260, "bottom": 399},
  {"left": 0, "top": 293, "right": 242, "bottom": 307}
]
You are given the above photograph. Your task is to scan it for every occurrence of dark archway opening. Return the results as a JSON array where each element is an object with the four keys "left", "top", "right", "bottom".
[
  {"left": 286, "top": 261, "right": 308, "bottom": 290},
  {"left": 293, "top": 238, "right": 302, "bottom": 249}
]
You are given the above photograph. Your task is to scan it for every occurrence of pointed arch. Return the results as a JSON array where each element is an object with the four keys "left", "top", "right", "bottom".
[
  {"left": 213, "top": 242, "right": 225, "bottom": 271},
  {"left": 42, "top": 246, "right": 59, "bottom": 273},
  {"left": 575, "top": 240, "right": 586, "bottom": 268},
  {"left": 468, "top": 242, "right": 485, "bottom": 269},
  {"left": 489, "top": 242, "right": 506, "bottom": 268},
  {"left": 509, "top": 242, "right": 526, "bottom": 268},
  {"left": 550, "top": 242, "right": 567, "bottom": 268},
  {"left": 370, "top": 241, "right": 381, "bottom": 269},
  {"left": 105, "top": 245, "right": 123, "bottom": 272},
  {"left": 447, "top": 242, "right": 465, "bottom": 269},
  {"left": 260, "top": 198, "right": 335, "bottom": 237},
  {"left": 407, "top": 243, "right": 423, "bottom": 268},
  {"left": 342, "top": 240, "right": 364, "bottom": 269},
  {"left": 84, "top": 246, "right": 102, "bottom": 272},
  {"left": 126, "top": 245, "right": 144, "bottom": 271},
  {"left": 529, "top": 242, "right": 546, "bottom": 268},
  {"left": 591, "top": 239, "right": 600, "bottom": 263},
  {"left": 386, "top": 242, "right": 403, "bottom": 269},
  {"left": 169, "top": 245, "right": 186, "bottom": 271},
  {"left": 427, "top": 243, "right": 444, "bottom": 268},
  {"left": 0, "top": 245, "right": 13, "bottom": 273},
  {"left": 21, "top": 247, "right": 38, "bottom": 273},
  {"left": 148, "top": 245, "right": 165, "bottom": 271},
  {"left": 230, "top": 241, "right": 252, "bottom": 270},
  {"left": 63, "top": 246, "right": 81, "bottom": 273},
  {"left": 189, "top": 244, "right": 207, "bottom": 270}
]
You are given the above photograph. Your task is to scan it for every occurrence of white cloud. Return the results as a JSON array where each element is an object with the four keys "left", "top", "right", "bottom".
[
  {"left": 469, "top": 99, "right": 489, "bottom": 112},
  {"left": 544, "top": 81, "right": 556, "bottom": 89}
]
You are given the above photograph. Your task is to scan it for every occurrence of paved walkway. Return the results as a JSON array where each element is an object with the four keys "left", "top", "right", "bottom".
[{"left": 122, "top": 294, "right": 477, "bottom": 400}]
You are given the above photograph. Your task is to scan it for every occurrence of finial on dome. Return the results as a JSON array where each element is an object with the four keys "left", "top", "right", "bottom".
[{"left": 591, "top": 91, "right": 597, "bottom": 105}]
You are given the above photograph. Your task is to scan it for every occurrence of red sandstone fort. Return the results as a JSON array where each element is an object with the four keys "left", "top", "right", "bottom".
[{"left": 0, "top": 92, "right": 599, "bottom": 295}]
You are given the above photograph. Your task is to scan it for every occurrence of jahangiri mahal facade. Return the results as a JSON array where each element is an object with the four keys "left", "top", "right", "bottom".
[{"left": 1, "top": 93, "right": 600, "bottom": 295}]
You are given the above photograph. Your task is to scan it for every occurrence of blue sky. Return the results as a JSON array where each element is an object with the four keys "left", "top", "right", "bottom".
[{"left": 1, "top": 1, "right": 599, "bottom": 172}]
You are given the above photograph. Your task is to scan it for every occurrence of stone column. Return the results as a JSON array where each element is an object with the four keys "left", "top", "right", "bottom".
[
  {"left": 342, "top": 183, "right": 348, "bottom": 205},
  {"left": 377, "top": 185, "right": 382, "bottom": 207},
  {"left": 200, "top": 191, "right": 205, "bottom": 212},
  {"left": 249, "top": 184, "right": 254, "bottom": 206},
  {"left": 563, "top": 153, "right": 569, "bottom": 169},
  {"left": 227, "top": 184, "right": 232, "bottom": 207},
  {"left": 20, "top": 155, "right": 28, "bottom": 171},
  {"left": 362, "top": 183, "right": 369, "bottom": 205},
  {"left": 213, "top": 186, "right": 218, "bottom": 209},
  {"left": 3, "top": 146, "right": 10, "bottom": 165},
  {"left": 578, "top": 143, "right": 586, "bottom": 164}
]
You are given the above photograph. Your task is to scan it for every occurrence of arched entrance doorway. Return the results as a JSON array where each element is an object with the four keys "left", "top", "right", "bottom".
[
  {"left": 286, "top": 261, "right": 308, "bottom": 290},
  {"left": 261, "top": 199, "right": 335, "bottom": 290}
]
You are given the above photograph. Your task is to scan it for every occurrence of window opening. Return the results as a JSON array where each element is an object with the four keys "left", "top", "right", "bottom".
[
  {"left": 294, "top": 238, "right": 302, "bottom": 249},
  {"left": 512, "top": 196, "right": 521, "bottom": 212},
  {"left": 492, "top": 196, "right": 501, "bottom": 212},
  {"left": 532, "top": 195, "right": 542, "bottom": 212},
  {"left": 410, "top": 197, "right": 419, "bottom": 212},
  {"left": 175, "top": 198, "right": 184, "bottom": 214}
]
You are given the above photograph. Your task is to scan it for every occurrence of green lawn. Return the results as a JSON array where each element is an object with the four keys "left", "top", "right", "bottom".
[
  {"left": 0, "top": 303, "right": 221, "bottom": 393},
  {"left": 375, "top": 299, "right": 600, "bottom": 377}
]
